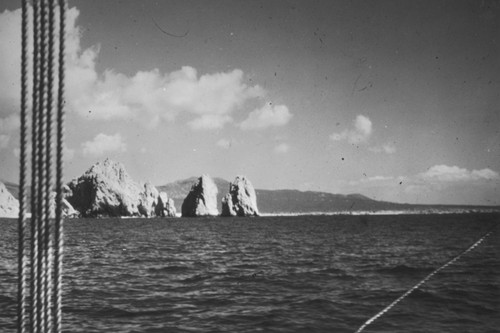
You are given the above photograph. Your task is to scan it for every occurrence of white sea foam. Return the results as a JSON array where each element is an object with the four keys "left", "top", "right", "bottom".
[{"left": 259, "top": 208, "right": 498, "bottom": 217}]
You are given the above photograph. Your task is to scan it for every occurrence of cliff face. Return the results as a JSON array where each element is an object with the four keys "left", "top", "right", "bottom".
[
  {"left": 66, "top": 159, "right": 145, "bottom": 217},
  {"left": 0, "top": 181, "right": 19, "bottom": 218},
  {"left": 65, "top": 159, "right": 178, "bottom": 218},
  {"left": 181, "top": 175, "right": 219, "bottom": 217},
  {"left": 138, "top": 182, "right": 159, "bottom": 217},
  {"left": 158, "top": 177, "right": 229, "bottom": 213},
  {"left": 49, "top": 188, "right": 80, "bottom": 218},
  {"left": 221, "top": 176, "right": 259, "bottom": 217},
  {"left": 155, "top": 191, "right": 177, "bottom": 217}
]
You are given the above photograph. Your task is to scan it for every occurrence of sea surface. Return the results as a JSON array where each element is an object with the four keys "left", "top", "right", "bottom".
[{"left": 0, "top": 213, "right": 499, "bottom": 333}]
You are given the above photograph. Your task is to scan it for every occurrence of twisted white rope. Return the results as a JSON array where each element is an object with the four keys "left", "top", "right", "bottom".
[
  {"left": 17, "top": 0, "right": 29, "bottom": 332},
  {"left": 355, "top": 228, "right": 495, "bottom": 333},
  {"left": 18, "top": 1, "right": 66, "bottom": 332},
  {"left": 53, "top": 1, "right": 66, "bottom": 331}
]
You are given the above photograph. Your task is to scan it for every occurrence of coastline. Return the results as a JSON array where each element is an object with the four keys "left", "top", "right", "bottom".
[
  {"left": 4, "top": 208, "right": 498, "bottom": 220},
  {"left": 259, "top": 209, "right": 500, "bottom": 217}
]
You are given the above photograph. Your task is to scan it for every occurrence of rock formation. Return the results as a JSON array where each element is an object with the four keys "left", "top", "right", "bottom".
[
  {"left": 0, "top": 181, "right": 19, "bottom": 218},
  {"left": 64, "top": 159, "right": 181, "bottom": 218},
  {"left": 155, "top": 191, "right": 176, "bottom": 217},
  {"left": 181, "top": 175, "right": 219, "bottom": 217},
  {"left": 66, "top": 159, "right": 144, "bottom": 217},
  {"left": 49, "top": 187, "right": 79, "bottom": 218},
  {"left": 138, "top": 182, "right": 159, "bottom": 217},
  {"left": 221, "top": 176, "right": 259, "bottom": 217}
]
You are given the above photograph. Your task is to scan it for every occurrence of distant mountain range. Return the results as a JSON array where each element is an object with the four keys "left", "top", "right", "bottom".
[
  {"left": 4, "top": 177, "right": 498, "bottom": 215},
  {"left": 157, "top": 177, "right": 498, "bottom": 214}
]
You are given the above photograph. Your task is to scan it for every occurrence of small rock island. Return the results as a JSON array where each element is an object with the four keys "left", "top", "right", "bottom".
[
  {"left": 221, "top": 176, "right": 259, "bottom": 217},
  {"left": 181, "top": 175, "right": 219, "bottom": 217},
  {"left": 1, "top": 159, "right": 263, "bottom": 219},
  {"left": 66, "top": 158, "right": 176, "bottom": 218},
  {"left": 155, "top": 191, "right": 177, "bottom": 217}
]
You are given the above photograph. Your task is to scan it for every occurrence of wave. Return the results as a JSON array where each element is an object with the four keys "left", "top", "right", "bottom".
[
  {"left": 177, "top": 273, "right": 213, "bottom": 283},
  {"left": 320, "top": 267, "right": 348, "bottom": 275},
  {"left": 232, "top": 263, "right": 261, "bottom": 269},
  {"left": 147, "top": 265, "right": 191, "bottom": 274},
  {"left": 1, "top": 215, "right": 497, "bottom": 333},
  {"left": 376, "top": 264, "right": 433, "bottom": 275},
  {"left": 65, "top": 306, "right": 174, "bottom": 318},
  {"left": 297, "top": 297, "right": 336, "bottom": 308},
  {"left": 0, "top": 294, "right": 15, "bottom": 305},
  {"left": 408, "top": 288, "right": 449, "bottom": 303}
]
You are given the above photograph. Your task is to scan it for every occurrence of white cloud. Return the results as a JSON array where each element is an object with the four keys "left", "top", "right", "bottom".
[
  {"left": 240, "top": 103, "right": 292, "bottom": 130},
  {"left": 401, "top": 165, "right": 500, "bottom": 204},
  {"left": 363, "top": 175, "right": 395, "bottom": 182},
  {"left": 70, "top": 66, "right": 266, "bottom": 128},
  {"left": 216, "top": 138, "right": 232, "bottom": 149},
  {"left": 369, "top": 142, "right": 396, "bottom": 154},
  {"left": 188, "top": 114, "right": 232, "bottom": 130},
  {"left": 419, "top": 165, "right": 499, "bottom": 182},
  {"left": 330, "top": 115, "right": 372, "bottom": 144},
  {"left": 471, "top": 168, "right": 499, "bottom": 179},
  {"left": 274, "top": 143, "right": 290, "bottom": 153},
  {"left": 351, "top": 165, "right": 498, "bottom": 189},
  {"left": 0, "top": 7, "right": 268, "bottom": 130},
  {"left": 82, "top": 133, "right": 126, "bottom": 157},
  {"left": 341, "top": 164, "right": 500, "bottom": 205}
]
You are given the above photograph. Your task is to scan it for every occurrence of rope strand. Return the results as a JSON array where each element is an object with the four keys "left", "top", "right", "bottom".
[
  {"left": 21, "top": 1, "right": 66, "bottom": 332},
  {"left": 355, "top": 227, "right": 496, "bottom": 333},
  {"left": 17, "top": 0, "right": 30, "bottom": 332},
  {"left": 36, "top": 0, "right": 48, "bottom": 330},
  {"left": 44, "top": 0, "right": 58, "bottom": 330},
  {"left": 29, "top": 0, "right": 41, "bottom": 330},
  {"left": 53, "top": 1, "right": 66, "bottom": 332}
]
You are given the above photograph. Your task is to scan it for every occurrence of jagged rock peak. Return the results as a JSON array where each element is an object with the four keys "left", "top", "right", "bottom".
[
  {"left": 138, "top": 181, "right": 159, "bottom": 217},
  {"left": 221, "top": 175, "right": 259, "bottom": 217},
  {"left": 181, "top": 174, "right": 219, "bottom": 217},
  {"left": 0, "top": 181, "right": 19, "bottom": 218},
  {"left": 86, "top": 158, "right": 132, "bottom": 182},
  {"left": 155, "top": 191, "right": 177, "bottom": 217},
  {"left": 66, "top": 158, "right": 143, "bottom": 217}
]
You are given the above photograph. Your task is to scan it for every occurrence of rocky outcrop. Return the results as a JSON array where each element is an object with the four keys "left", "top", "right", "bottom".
[
  {"left": 0, "top": 181, "right": 19, "bottom": 218},
  {"left": 158, "top": 177, "right": 229, "bottom": 213},
  {"left": 49, "top": 187, "right": 79, "bottom": 218},
  {"left": 181, "top": 175, "right": 219, "bottom": 217},
  {"left": 66, "top": 159, "right": 145, "bottom": 217},
  {"left": 221, "top": 176, "right": 259, "bottom": 217},
  {"left": 221, "top": 194, "right": 234, "bottom": 216},
  {"left": 65, "top": 159, "right": 181, "bottom": 218},
  {"left": 155, "top": 191, "right": 176, "bottom": 217},
  {"left": 138, "top": 182, "right": 159, "bottom": 217}
]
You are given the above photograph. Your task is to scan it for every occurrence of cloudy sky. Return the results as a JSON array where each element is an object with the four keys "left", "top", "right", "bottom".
[{"left": 1, "top": 0, "right": 499, "bottom": 205}]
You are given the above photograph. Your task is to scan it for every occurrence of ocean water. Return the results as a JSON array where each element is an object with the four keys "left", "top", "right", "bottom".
[{"left": 0, "top": 213, "right": 499, "bottom": 333}]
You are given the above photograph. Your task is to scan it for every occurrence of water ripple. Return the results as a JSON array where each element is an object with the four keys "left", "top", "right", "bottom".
[{"left": 0, "top": 214, "right": 498, "bottom": 332}]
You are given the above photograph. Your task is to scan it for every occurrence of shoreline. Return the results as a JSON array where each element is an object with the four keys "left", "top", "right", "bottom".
[
  {"left": 259, "top": 209, "right": 500, "bottom": 217},
  {"left": 2, "top": 208, "right": 499, "bottom": 220}
]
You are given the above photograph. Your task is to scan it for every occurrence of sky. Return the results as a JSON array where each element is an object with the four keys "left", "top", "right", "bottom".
[{"left": 0, "top": 0, "right": 499, "bottom": 205}]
